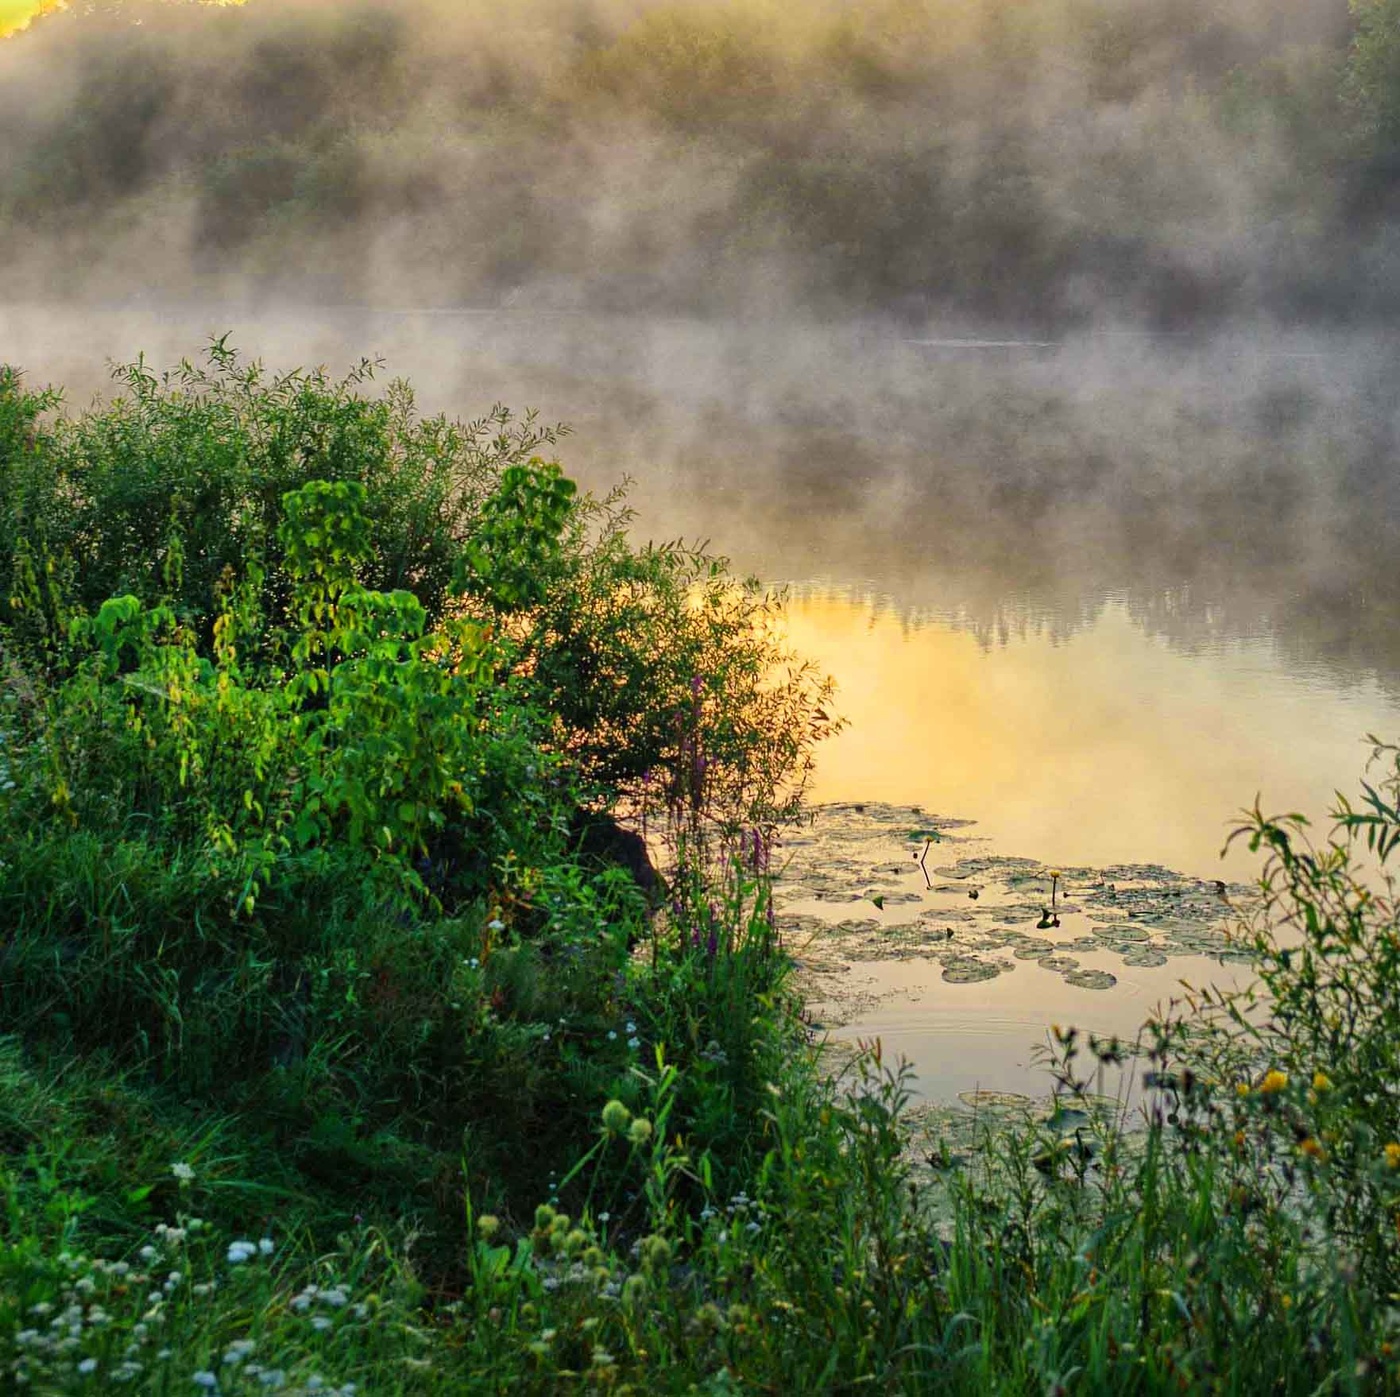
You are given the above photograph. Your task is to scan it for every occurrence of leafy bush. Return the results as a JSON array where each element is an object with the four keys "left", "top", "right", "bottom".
[
  {"left": 0, "top": 341, "right": 832, "bottom": 1257},
  {"left": 0, "top": 341, "right": 561, "bottom": 651}
]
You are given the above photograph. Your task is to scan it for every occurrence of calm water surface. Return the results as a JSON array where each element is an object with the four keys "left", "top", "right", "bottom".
[{"left": 785, "top": 591, "right": 1400, "bottom": 878}]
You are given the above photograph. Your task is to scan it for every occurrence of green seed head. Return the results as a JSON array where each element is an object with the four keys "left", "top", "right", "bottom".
[
  {"left": 627, "top": 1116, "right": 654, "bottom": 1146},
  {"left": 601, "top": 1099, "right": 632, "bottom": 1134},
  {"left": 695, "top": 1302, "right": 725, "bottom": 1334}
]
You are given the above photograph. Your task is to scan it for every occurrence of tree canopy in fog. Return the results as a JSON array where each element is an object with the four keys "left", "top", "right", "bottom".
[{"left": 1, "top": 0, "right": 1394, "bottom": 324}]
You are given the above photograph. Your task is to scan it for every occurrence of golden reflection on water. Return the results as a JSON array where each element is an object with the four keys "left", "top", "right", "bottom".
[{"left": 783, "top": 591, "right": 1400, "bottom": 878}]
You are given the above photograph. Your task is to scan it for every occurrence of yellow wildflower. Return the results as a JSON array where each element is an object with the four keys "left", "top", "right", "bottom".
[
  {"left": 1384, "top": 1142, "right": 1400, "bottom": 1170},
  {"left": 1259, "top": 1070, "right": 1288, "bottom": 1095},
  {"left": 1298, "top": 1138, "right": 1326, "bottom": 1161},
  {"left": 1236, "top": 1083, "right": 1251, "bottom": 1098}
]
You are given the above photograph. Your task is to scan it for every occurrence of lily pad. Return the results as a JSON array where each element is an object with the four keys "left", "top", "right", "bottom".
[
  {"left": 958, "top": 1090, "right": 1033, "bottom": 1109},
  {"left": 941, "top": 960, "right": 1003, "bottom": 984},
  {"left": 1121, "top": 948, "right": 1169, "bottom": 968},
  {"left": 1063, "top": 968, "right": 1117, "bottom": 990}
]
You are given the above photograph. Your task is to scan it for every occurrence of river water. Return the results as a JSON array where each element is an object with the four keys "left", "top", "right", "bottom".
[{"left": 8, "top": 304, "right": 1400, "bottom": 1101}]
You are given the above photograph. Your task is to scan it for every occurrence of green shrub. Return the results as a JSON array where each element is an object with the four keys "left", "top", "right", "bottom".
[{"left": 0, "top": 342, "right": 834, "bottom": 1270}]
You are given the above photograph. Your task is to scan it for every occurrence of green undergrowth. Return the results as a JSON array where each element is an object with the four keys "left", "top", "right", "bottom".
[{"left": 2, "top": 349, "right": 1400, "bottom": 1392}]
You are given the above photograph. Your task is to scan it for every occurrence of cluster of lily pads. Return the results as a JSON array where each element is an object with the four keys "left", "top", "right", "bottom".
[{"left": 775, "top": 802, "right": 1252, "bottom": 997}]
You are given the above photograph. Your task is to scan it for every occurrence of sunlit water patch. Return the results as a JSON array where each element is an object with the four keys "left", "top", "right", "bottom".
[{"left": 783, "top": 592, "right": 1400, "bottom": 876}]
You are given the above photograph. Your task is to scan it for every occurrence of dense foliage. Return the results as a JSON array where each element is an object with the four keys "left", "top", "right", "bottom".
[
  {"left": 0, "top": 0, "right": 1397, "bottom": 323},
  {"left": 2, "top": 349, "right": 1400, "bottom": 1393},
  {"left": 0, "top": 344, "right": 829, "bottom": 1224}
]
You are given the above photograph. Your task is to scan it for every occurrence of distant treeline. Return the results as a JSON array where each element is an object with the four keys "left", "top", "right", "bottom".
[{"left": 2, "top": 0, "right": 1398, "bottom": 324}]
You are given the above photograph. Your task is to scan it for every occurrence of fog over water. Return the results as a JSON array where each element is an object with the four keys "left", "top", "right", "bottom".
[{"left": 8, "top": 302, "right": 1400, "bottom": 878}]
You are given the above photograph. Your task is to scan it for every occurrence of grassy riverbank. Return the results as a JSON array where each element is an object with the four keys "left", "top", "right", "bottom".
[{"left": 2, "top": 349, "right": 1400, "bottom": 1393}]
